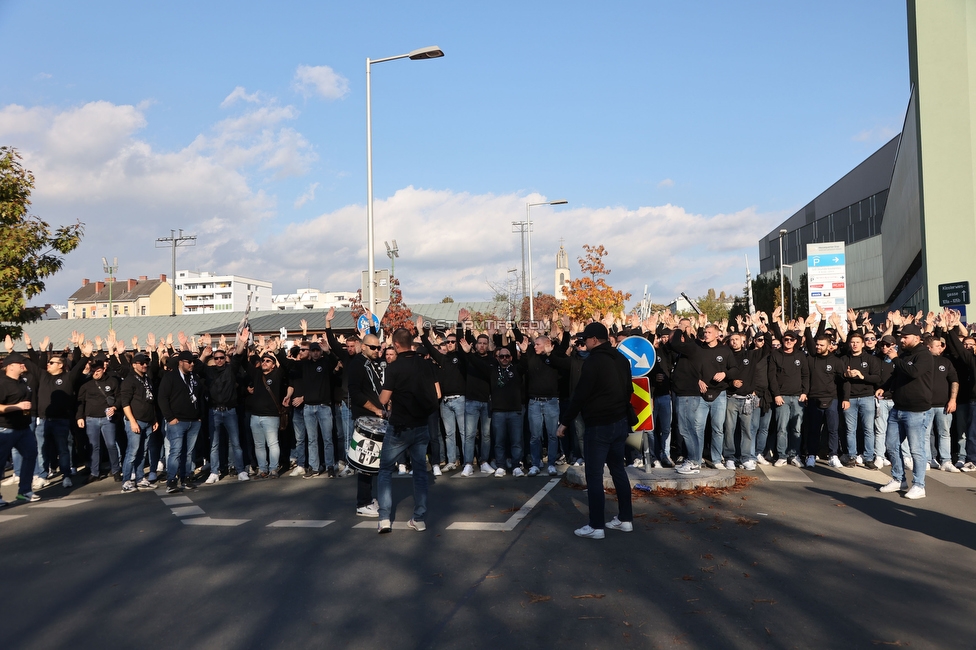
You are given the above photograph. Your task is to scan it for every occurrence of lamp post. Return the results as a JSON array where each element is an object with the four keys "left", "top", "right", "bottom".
[
  {"left": 526, "top": 199, "right": 568, "bottom": 322},
  {"left": 366, "top": 45, "right": 444, "bottom": 316},
  {"left": 778, "top": 229, "right": 788, "bottom": 314},
  {"left": 102, "top": 257, "right": 118, "bottom": 329}
]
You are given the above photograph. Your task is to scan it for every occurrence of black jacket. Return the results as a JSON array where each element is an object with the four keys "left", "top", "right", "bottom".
[
  {"left": 158, "top": 369, "right": 205, "bottom": 422},
  {"left": 119, "top": 368, "right": 157, "bottom": 424},
  {"left": 560, "top": 342, "right": 632, "bottom": 427}
]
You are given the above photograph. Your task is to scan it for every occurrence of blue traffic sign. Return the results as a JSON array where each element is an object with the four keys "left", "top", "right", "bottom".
[
  {"left": 357, "top": 313, "right": 381, "bottom": 332},
  {"left": 809, "top": 253, "right": 845, "bottom": 267},
  {"left": 617, "top": 336, "right": 656, "bottom": 378}
]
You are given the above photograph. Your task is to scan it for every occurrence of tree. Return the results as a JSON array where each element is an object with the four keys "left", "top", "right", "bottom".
[
  {"left": 441, "top": 295, "right": 454, "bottom": 303},
  {"left": 0, "top": 147, "right": 83, "bottom": 338},
  {"left": 562, "top": 244, "right": 631, "bottom": 321},
  {"left": 750, "top": 271, "right": 808, "bottom": 318},
  {"left": 519, "top": 292, "right": 559, "bottom": 323},
  {"left": 380, "top": 277, "right": 415, "bottom": 336},
  {"left": 695, "top": 288, "right": 732, "bottom": 322}
]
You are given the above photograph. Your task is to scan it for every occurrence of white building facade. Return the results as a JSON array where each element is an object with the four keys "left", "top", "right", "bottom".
[
  {"left": 271, "top": 289, "right": 355, "bottom": 310},
  {"left": 175, "top": 270, "right": 272, "bottom": 314}
]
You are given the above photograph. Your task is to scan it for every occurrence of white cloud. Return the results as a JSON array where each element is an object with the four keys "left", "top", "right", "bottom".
[
  {"left": 294, "top": 182, "right": 319, "bottom": 209},
  {"left": 292, "top": 65, "right": 349, "bottom": 100},
  {"left": 852, "top": 124, "right": 899, "bottom": 144},
  {"left": 220, "top": 86, "right": 263, "bottom": 108},
  {"left": 657, "top": 178, "right": 674, "bottom": 188},
  {"left": 34, "top": 72, "right": 52, "bottom": 81},
  {"left": 0, "top": 98, "right": 781, "bottom": 311}
]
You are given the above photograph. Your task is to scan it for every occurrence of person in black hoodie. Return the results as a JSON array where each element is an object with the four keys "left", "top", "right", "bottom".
[
  {"left": 200, "top": 336, "right": 249, "bottom": 484},
  {"left": 119, "top": 352, "right": 158, "bottom": 492},
  {"left": 557, "top": 322, "right": 633, "bottom": 540},
  {"left": 768, "top": 330, "right": 809, "bottom": 467},
  {"left": 245, "top": 350, "right": 292, "bottom": 479},
  {"left": 804, "top": 333, "right": 848, "bottom": 469},
  {"left": 842, "top": 331, "right": 882, "bottom": 467},
  {"left": 465, "top": 338, "right": 525, "bottom": 477},
  {"left": 27, "top": 347, "right": 87, "bottom": 487},
  {"left": 158, "top": 350, "right": 206, "bottom": 492},
  {"left": 877, "top": 323, "right": 933, "bottom": 499},
  {"left": 0, "top": 352, "right": 40, "bottom": 503},
  {"left": 650, "top": 329, "right": 675, "bottom": 468},
  {"left": 76, "top": 358, "right": 121, "bottom": 483}
]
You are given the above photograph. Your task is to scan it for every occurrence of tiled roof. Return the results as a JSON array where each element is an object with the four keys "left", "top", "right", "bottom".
[{"left": 69, "top": 279, "right": 167, "bottom": 303}]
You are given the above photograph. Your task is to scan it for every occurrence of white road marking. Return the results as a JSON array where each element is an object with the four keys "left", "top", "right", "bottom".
[
  {"left": 923, "top": 471, "right": 976, "bottom": 487},
  {"left": 447, "top": 478, "right": 561, "bottom": 532},
  {"left": 181, "top": 517, "right": 250, "bottom": 527},
  {"left": 31, "top": 499, "right": 93, "bottom": 508},
  {"left": 171, "top": 506, "right": 206, "bottom": 517},
  {"left": 161, "top": 496, "right": 194, "bottom": 506},
  {"left": 757, "top": 465, "right": 813, "bottom": 483},
  {"left": 267, "top": 520, "right": 335, "bottom": 528},
  {"left": 0, "top": 514, "right": 28, "bottom": 522},
  {"left": 353, "top": 521, "right": 412, "bottom": 529}
]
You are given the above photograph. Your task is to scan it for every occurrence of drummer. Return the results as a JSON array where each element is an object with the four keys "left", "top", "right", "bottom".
[{"left": 327, "top": 308, "right": 386, "bottom": 517}]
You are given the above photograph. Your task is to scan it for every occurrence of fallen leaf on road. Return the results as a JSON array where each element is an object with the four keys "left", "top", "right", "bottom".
[
  {"left": 524, "top": 591, "right": 551, "bottom": 604},
  {"left": 572, "top": 594, "right": 606, "bottom": 599}
]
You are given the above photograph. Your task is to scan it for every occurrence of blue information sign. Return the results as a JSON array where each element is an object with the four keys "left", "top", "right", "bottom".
[
  {"left": 357, "top": 313, "right": 381, "bottom": 332},
  {"left": 617, "top": 336, "right": 656, "bottom": 378}
]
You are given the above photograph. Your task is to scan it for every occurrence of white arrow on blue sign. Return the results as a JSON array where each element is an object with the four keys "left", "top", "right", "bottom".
[
  {"left": 617, "top": 336, "right": 656, "bottom": 378},
  {"left": 357, "top": 313, "right": 381, "bottom": 332}
]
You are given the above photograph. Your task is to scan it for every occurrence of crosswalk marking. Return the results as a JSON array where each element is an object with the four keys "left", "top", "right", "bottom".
[
  {"left": 757, "top": 465, "right": 813, "bottom": 483},
  {"left": 267, "top": 520, "right": 335, "bottom": 528},
  {"left": 31, "top": 499, "right": 93, "bottom": 508},
  {"left": 171, "top": 506, "right": 206, "bottom": 517},
  {"left": 447, "top": 478, "right": 561, "bottom": 532},
  {"left": 182, "top": 517, "right": 250, "bottom": 527}
]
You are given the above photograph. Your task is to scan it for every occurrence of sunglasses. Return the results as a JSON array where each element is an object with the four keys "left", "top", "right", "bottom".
[
  {"left": 261, "top": 358, "right": 275, "bottom": 363},
  {"left": 364, "top": 344, "right": 380, "bottom": 351},
  {"left": 864, "top": 337, "right": 876, "bottom": 341},
  {"left": 48, "top": 360, "right": 62, "bottom": 364},
  {"left": 497, "top": 354, "right": 512, "bottom": 359},
  {"left": 213, "top": 356, "right": 226, "bottom": 361}
]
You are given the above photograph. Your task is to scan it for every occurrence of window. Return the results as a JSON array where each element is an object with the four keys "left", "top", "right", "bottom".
[
  {"left": 141, "top": 306, "right": 146, "bottom": 316},
  {"left": 124, "top": 306, "right": 129, "bottom": 315}
]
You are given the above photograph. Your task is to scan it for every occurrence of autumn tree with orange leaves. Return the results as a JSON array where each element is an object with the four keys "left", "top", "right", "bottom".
[
  {"left": 380, "top": 277, "right": 416, "bottom": 336},
  {"left": 561, "top": 244, "right": 631, "bottom": 321}
]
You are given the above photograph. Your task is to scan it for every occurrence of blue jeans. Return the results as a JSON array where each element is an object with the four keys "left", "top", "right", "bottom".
[
  {"left": 652, "top": 394, "right": 672, "bottom": 461},
  {"left": 335, "top": 402, "right": 353, "bottom": 463},
  {"left": 165, "top": 420, "right": 201, "bottom": 483},
  {"left": 491, "top": 411, "right": 523, "bottom": 467},
  {"left": 751, "top": 407, "right": 772, "bottom": 458},
  {"left": 583, "top": 418, "right": 633, "bottom": 529},
  {"left": 675, "top": 395, "right": 706, "bottom": 463},
  {"left": 844, "top": 396, "right": 876, "bottom": 460},
  {"left": 209, "top": 408, "right": 244, "bottom": 474},
  {"left": 38, "top": 418, "right": 72, "bottom": 476},
  {"left": 440, "top": 397, "right": 465, "bottom": 465},
  {"left": 702, "top": 393, "right": 728, "bottom": 464},
  {"left": 85, "top": 416, "right": 120, "bottom": 475},
  {"left": 528, "top": 398, "right": 559, "bottom": 469},
  {"left": 291, "top": 404, "right": 307, "bottom": 466},
  {"left": 250, "top": 415, "right": 280, "bottom": 473},
  {"left": 304, "top": 404, "right": 333, "bottom": 471},
  {"left": 875, "top": 398, "right": 893, "bottom": 462},
  {"left": 724, "top": 397, "right": 754, "bottom": 462},
  {"left": 122, "top": 419, "right": 150, "bottom": 482},
  {"left": 775, "top": 396, "right": 803, "bottom": 459},
  {"left": 886, "top": 408, "right": 928, "bottom": 488},
  {"left": 464, "top": 399, "right": 491, "bottom": 465},
  {"left": 12, "top": 418, "right": 37, "bottom": 478},
  {"left": 377, "top": 424, "right": 430, "bottom": 523},
  {"left": 0, "top": 426, "right": 37, "bottom": 495},
  {"left": 927, "top": 407, "right": 952, "bottom": 465}
]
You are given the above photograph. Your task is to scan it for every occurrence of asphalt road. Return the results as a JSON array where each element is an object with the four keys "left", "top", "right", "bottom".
[{"left": 3, "top": 463, "right": 975, "bottom": 649}]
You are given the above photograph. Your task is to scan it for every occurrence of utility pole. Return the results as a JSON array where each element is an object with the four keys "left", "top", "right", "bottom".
[
  {"left": 511, "top": 220, "right": 529, "bottom": 314},
  {"left": 155, "top": 229, "right": 196, "bottom": 317},
  {"left": 102, "top": 257, "right": 118, "bottom": 329},
  {"left": 385, "top": 240, "right": 399, "bottom": 277}
]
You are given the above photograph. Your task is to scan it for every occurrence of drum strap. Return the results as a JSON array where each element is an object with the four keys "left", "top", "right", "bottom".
[{"left": 365, "top": 357, "right": 384, "bottom": 399}]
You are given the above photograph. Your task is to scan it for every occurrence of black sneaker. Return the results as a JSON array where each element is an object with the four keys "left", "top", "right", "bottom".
[
  {"left": 303, "top": 469, "right": 321, "bottom": 479},
  {"left": 182, "top": 481, "right": 197, "bottom": 491},
  {"left": 165, "top": 481, "right": 181, "bottom": 494},
  {"left": 87, "top": 475, "right": 101, "bottom": 484},
  {"left": 113, "top": 472, "right": 122, "bottom": 482},
  {"left": 327, "top": 466, "right": 336, "bottom": 479}
]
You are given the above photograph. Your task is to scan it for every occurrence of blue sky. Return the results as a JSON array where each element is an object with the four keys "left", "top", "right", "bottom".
[{"left": 0, "top": 0, "right": 909, "bottom": 310}]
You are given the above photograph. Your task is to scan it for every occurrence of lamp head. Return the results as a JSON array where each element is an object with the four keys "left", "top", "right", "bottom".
[{"left": 408, "top": 46, "right": 444, "bottom": 60}]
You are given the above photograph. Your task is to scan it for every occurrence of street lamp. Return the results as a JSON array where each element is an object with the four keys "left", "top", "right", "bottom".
[
  {"left": 366, "top": 45, "right": 444, "bottom": 316},
  {"left": 384, "top": 240, "right": 399, "bottom": 277},
  {"left": 778, "top": 229, "right": 788, "bottom": 315},
  {"left": 526, "top": 199, "right": 568, "bottom": 322},
  {"left": 102, "top": 257, "right": 118, "bottom": 329}
]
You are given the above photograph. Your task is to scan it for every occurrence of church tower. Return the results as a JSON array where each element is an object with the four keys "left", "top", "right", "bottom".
[{"left": 555, "top": 241, "right": 571, "bottom": 300}]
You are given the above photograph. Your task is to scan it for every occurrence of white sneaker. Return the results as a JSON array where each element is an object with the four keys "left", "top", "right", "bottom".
[
  {"left": 408, "top": 518, "right": 426, "bottom": 532},
  {"left": 790, "top": 457, "right": 803, "bottom": 468},
  {"left": 156, "top": 461, "right": 165, "bottom": 473},
  {"left": 432, "top": 464, "right": 442, "bottom": 477},
  {"left": 574, "top": 458, "right": 584, "bottom": 467},
  {"left": 675, "top": 460, "right": 700, "bottom": 475},
  {"left": 62, "top": 476, "right": 73, "bottom": 488},
  {"left": 904, "top": 485, "right": 926, "bottom": 499},
  {"left": 874, "top": 457, "right": 885, "bottom": 470},
  {"left": 32, "top": 475, "right": 49, "bottom": 489},
  {"left": 338, "top": 466, "right": 355, "bottom": 478},
  {"left": 756, "top": 455, "right": 771, "bottom": 466},
  {"left": 855, "top": 455, "right": 865, "bottom": 466},
  {"left": 480, "top": 462, "right": 494, "bottom": 474},
  {"left": 773, "top": 458, "right": 787, "bottom": 467},
  {"left": 237, "top": 471, "right": 250, "bottom": 481},
  {"left": 962, "top": 462, "right": 976, "bottom": 472},
  {"left": 631, "top": 458, "right": 644, "bottom": 468},
  {"left": 605, "top": 516, "right": 633, "bottom": 532},
  {"left": 461, "top": 464, "right": 474, "bottom": 477},
  {"left": 743, "top": 460, "right": 757, "bottom": 471},
  {"left": 356, "top": 503, "right": 379, "bottom": 517},
  {"left": 883, "top": 458, "right": 891, "bottom": 467},
  {"left": 494, "top": 467, "right": 506, "bottom": 477},
  {"left": 398, "top": 464, "right": 409, "bottom": 476},
  {"left": 879, "top": 479, "right": 908, "bottom": 493},
  {"left": 513, "top": 467, "right": 525, "bottom": 478},
  {"left": 1, "top": 474, "right": 18, "bottom": 486},
  {"left": 941, "top": 461, "right": 961, "bottom": 473},
  {"left": 903, "top": 456, "right": 914, "bottom": 471},
  {"left": 574, "top": 525, "right": 605, "bottom": 539},
  {"left": 205, "top": 473, "right": 220, "bottom": 484},
  {"left": 652, "top": 460, "right": 663, "bottom": 468},
  {"left": 527, "top": 466, "right": 540, "bottom": 477},
  {"left": 548, "top": 465, "right": 558, "bottom": 476},
  {"left": 444, "top": 462, "right": 458, "bottom": 472},
  {"left": 828, "top": 455, "right": 842, "bottom": 468},
  {"left": 377, "top": 519, "right": 392, "bottom": 534},
  {"left": 724, "top": 459, "right": 736, "bottom": 471},
  {"left": 289, "top": 466, "right": 304, "bottom": 477}
]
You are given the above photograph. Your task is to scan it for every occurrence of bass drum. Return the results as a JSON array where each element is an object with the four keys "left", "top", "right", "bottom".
[{"left": 347, "top": 416, "right": 388, "bottom": 474}]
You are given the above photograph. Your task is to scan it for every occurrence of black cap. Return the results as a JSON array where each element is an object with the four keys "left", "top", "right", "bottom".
[
  {"left": 4, "top": 352, "right": 27, "bottom": 365},
  {"left": 579, "top": 322, "right": 610, "bottom": 342},
  {"left": 880, "top": 335, "right": 897, "bottom": 346},
  {"left": 132, "top": 353, "right": 149, "bottom": 364},
  {"left": 308, "top": 342, "right": 322, "bottom": 351},
  {"left": 782, "top": 330, "right": 800, "bottom": 340},
  {"left": 900, "top": 324, "right": 922, "bottom": 337},
  {"left": 177, "top": 350, "right": 195, "bottom": 362}
]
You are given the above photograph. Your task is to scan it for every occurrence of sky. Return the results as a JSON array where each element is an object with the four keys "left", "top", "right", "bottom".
[{"left": 0, "top": 0, "right": 910, "bottom": 311}]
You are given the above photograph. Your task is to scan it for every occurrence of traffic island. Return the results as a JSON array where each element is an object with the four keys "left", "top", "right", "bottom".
[{"left": 563, "top": 465, "right": 737, "bottom": 491}]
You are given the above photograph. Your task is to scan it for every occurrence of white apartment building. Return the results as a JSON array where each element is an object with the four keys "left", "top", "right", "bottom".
[
  {"left": 175, "top": 270, "right": 272, "bottom": 314},
  {"left": 272, "top": 289, "right": 354, "bottom": 310}
]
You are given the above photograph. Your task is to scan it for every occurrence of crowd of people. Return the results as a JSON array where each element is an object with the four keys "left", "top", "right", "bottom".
[{"left": 0, "top": 302, "right": 970, "bottom": 516}]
